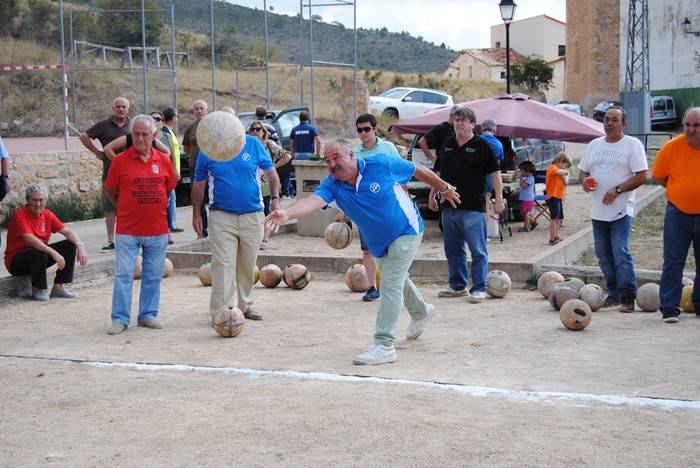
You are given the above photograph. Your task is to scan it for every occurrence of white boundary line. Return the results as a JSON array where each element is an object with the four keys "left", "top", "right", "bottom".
[{"left": 83, "top": 360, "right": 700, "bottom": 411}]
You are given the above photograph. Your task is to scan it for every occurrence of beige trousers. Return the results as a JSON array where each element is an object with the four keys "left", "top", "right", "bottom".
[{"left": 208, "top": 209, "right": 263, "bottom": 319}]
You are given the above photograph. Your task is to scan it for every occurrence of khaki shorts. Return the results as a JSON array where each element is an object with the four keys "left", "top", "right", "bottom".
[{"left": 101, "top": 187, "right": 116, "bottom": 213}]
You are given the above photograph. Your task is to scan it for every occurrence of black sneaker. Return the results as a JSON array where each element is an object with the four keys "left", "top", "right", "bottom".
[
  {"left": 661, "top": 307, "right": 681, "bottom": 324},
  {"left": 101, "top": 242, "right": 115, "bottom": 251},
  {"left": 603, "top": 296, "right": 621, "bottom": 308},
  {"left": 362, "top": 286, "right": 380, "bottom": 302},
  {"left": 619, "top": 295, "right": 635, "bottom": 313}
]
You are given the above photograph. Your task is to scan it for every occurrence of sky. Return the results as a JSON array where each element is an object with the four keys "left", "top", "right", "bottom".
[{"left": 224, "top": 0, "right": 566, "bottom": 50}]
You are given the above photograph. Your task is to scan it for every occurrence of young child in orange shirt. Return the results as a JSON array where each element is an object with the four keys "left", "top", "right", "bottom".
[{"left": 545, "top": 152, "right": 572, "bottom": 245}]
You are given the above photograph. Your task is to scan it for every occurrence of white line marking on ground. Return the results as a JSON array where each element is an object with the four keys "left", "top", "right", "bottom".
[{"left": 82, "top": 360, "right": 700, "bottom": 411}]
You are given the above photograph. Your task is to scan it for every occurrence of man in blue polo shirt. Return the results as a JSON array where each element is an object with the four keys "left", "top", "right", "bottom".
[
  {"left": 289, "top": 111, "right": 321, "bottom": 161},
  {"left": 193, "top": 127, "right": 280, "bottom": 323},
  {"left": 265, "top": 139, "right": 461, "bottom": 366}
]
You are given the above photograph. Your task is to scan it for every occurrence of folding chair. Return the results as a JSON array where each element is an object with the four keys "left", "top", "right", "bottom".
[
  {"left": 488, "top": 199, "right": 512, "bottom": 242},
  {"left": 531, "top": 170, "right": 551, "bottom": 223}
]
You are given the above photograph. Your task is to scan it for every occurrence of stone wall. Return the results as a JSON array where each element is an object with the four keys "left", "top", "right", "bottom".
[
  {"left": 0, "top": 150, "right": 102, "bottom": 223},
  {"left": 566, "top": 0, "right": 620, "bottom": 113}
]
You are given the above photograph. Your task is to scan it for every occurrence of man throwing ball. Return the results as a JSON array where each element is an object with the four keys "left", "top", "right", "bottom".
[{"left": 265, "top": 139, "right": 460, "bottom": 365}]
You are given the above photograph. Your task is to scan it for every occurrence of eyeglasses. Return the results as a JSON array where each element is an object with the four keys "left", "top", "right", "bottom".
[
  {"left": 250, "top": 127, "right": 263, "bottom": 132},
  {"left": 356, "top": 126, "right": 373, "bottom": 133},
  {"left": 152, "top": 116, "right": 163, "bottom": 122}
]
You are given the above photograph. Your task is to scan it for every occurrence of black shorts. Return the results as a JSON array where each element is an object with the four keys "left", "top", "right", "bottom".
[{"left": 547, "top": 197, "right": 564, "bottom": 220}]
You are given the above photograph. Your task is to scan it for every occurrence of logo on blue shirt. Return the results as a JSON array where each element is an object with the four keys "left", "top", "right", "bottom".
[
  {"left": 369, "top": 182, "right": 381, "bottom": 193},
  {"left": 241, "top": 152, "right": 251, "bottom": 161}
]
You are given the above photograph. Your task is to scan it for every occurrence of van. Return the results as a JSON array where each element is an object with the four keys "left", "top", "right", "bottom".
[{"left": 651, "top": 95, "right": 677, "bottom": 128}]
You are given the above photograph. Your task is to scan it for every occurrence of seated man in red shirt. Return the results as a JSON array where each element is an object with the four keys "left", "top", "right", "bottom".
[
  {"left": 104, "top": 114, "right": 177, "bottom": 335},
  {"left": 4, "top": 183, "right": 88, "bottom": 301}
]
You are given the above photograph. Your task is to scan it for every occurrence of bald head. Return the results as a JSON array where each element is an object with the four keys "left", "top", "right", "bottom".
[{"left": 683, "top": 107, "right": 700, "bottom": 149}]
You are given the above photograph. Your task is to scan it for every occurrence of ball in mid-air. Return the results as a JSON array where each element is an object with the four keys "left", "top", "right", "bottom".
[{"left": 196, "top": 111, "right": 246, "bottom": 161}]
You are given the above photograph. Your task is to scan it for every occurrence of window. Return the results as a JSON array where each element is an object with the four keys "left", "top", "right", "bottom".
[
  {"left": 379, "top": 88, "right": 410, "bottom": 99},
  {"left": 276, "top": 111, "right": 301, "bottom": 138},
  {"left": 558, "top": 45, "right": 566, "bottom": 56},
  {"left": 422, "top": 92, "right": 446, "bottom": 105},
  {"left": 500, "top": 71, "right": 506, "bottom": 79},
  {"left": 495, "top": 41, "right": 501, "bottom": 48},
  {"left": 653, "top": 99, "right": 665, "bottom": 111},
  {"left": 404, "top": 91, "right": 424, "bottom": 103},
  {"left": 468, "top": 66, "right": 473, "bottom": 78},
  {"left": 666, "top": 99, "right": 674, "bottom": 110}
]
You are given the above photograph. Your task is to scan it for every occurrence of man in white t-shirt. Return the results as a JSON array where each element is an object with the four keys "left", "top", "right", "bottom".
[{"left": 578, "top": 106, "right": 648, "bottom": 313}]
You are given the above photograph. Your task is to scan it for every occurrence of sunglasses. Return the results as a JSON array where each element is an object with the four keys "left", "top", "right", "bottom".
[
  {"left": 152, "top": 116, "right": 163, "bottom": 122},
  {"left": 250, "top": 127, "right": 263, "bottom": 132},
  {"left": 356, "top": 126, "right": 373, "bottom": 133}
]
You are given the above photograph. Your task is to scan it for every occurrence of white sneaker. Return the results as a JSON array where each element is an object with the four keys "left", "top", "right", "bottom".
[
  {"left": 407, "top": 303, "right": 434, "bottom": 340},
  {"left": 352, "top": 343, "right": 397, "bottom": 365},
  {"left": 469, "top": 291, "right": 487, "bottom": 303}
]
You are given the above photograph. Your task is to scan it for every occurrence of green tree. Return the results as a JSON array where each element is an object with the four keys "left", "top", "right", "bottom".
[
  {"left": 0, "top": 0, "right": 20, "bottom": 37},
  {"left": 94, "top": 0, "right": 164, "bottom": 47},
  {"left": 510, "top": 56, "right": 554, "bottom": 91}
]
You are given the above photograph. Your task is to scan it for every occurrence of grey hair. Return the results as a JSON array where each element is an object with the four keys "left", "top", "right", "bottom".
[
  {"left": 453, "top": 106, "right": 477, "bottom": 123},
  {"left": 683, "top": 106, "right": 700, "bottom": 123},
  {"left": 192, "top": 99, "right": 208, "bottom": 110},
  {"left": 481, "top": 118, "right": 497, "bottom": 132},
  {"left": 129, "top": 114, "right": 157, "bottom": 134},
  {"left": 448, "top": 105, "right": 462, "bottom": 117},
  {"left": 328, "top": 138, "right": 354, "bottom": 153},
  {"left": 25, "top": 183, "right": 48, "bottom": 200},
  {"left": 220, "top": 106, "right": 236, "bottom": 115},
  {"left": 112, "top": 96, "right": 129, "bottom": 108}
]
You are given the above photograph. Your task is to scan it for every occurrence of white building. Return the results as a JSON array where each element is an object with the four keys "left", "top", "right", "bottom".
[
  {"left": 443, "top": 48, "right": 524, "bottom": 83},
  {"left": 490, "top": 14, "right": 567, "bottom": 102},
  {"left": 619, "top": 0, "right": 700, "bottom": 111}
]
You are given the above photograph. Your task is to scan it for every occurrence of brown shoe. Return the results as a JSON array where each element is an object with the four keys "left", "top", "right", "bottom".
[{"left": 244, "top": 308, "right": 263, "bottom": 320}]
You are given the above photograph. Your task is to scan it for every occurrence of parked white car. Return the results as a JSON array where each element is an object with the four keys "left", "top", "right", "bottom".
[{"left": 369, "top": 87, "right": 454, "bottom": 120}]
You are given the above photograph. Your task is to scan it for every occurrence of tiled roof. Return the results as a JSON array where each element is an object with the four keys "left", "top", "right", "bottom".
[{"left": 452, "top": 48, "right": 526, "bottom": 66}]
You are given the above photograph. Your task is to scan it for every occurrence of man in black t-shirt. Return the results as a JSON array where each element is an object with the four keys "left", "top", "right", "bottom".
[
  {"left": 429, "top": 107, "right": 504, "bottom": 303},
  {"left": 417, "top": 104, "right": 460, "bottom": 162},
  {"left": 79, "top": 96, "right": 130, "bottom": 250}
]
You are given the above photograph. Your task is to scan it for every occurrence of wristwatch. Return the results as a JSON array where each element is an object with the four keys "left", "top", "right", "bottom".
[
  {"left": 615, "top": 186, "right": 623, "bottom": 194},
  {"left": 270, "top": 196, "right": 280, "bottom": 200}
]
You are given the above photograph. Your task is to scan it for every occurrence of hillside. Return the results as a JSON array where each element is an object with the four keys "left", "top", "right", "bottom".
[{"left": 65, "top": 0, "right": 457, "bottom": 73}]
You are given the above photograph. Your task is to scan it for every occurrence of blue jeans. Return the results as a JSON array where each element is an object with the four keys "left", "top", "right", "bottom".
[
  {"left": 659, "top": 203, "right": 700, "bottom": 311},
  {"left": 592, "top": 215, "right": 637, "bottom": 299},
  {"left": 441, "top": 207, "right": 489, "bottom": 292},
  {"left": 167, "top": 190, "right": 177, "bottom": 230},
  {"left": 294, "top": 152, "right": 314, "bottom": 161},
  {"left": 279, "top": 172, "right": 294, "bottom": 197},
  {"left": 111, "top": 234, "right": 168, "bottom": 325}
]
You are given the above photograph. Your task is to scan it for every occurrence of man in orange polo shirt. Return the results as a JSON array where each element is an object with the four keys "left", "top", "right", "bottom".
[
  {"left": 651, "top": 107, "right": 700, "bottom": 323},
  {"left": 104, "top": 114, "right": 177, "bottom": 335}
]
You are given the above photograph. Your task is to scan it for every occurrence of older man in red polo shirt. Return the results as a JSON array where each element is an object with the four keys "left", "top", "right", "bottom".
[
  {"left": 104, "top": 114, "right": 177, "bottom": 335},
  {"left": 5, "top": 183, "right": 88, "bottom": 300}
]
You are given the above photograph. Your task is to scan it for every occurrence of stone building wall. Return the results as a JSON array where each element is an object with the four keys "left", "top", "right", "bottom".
[
  {"left": 0, "top": 150, "right": 102, "bottom": 223},
  {"left": 566, "top": 0, "right": 620, "bottom": 113}
]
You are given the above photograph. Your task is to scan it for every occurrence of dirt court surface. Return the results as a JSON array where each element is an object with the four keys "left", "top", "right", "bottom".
[{"left": 2, "top": 273, "right": 699, "bottom": 466}]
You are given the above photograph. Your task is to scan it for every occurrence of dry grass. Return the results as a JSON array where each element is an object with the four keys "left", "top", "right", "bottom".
[
  {"left": 1, "top": 38, "right": 506, "bottom": 136},
  {"left": 575, "top": 197, "right": 696, "bottom": 272}
]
